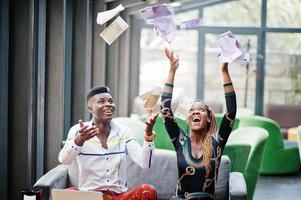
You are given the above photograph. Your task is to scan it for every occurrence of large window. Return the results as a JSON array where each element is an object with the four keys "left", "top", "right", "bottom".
[
  {"left": 204, "top": 34, "right": 258, "bottom": 113},
  {"left": 203, "top": 0, "right": 261, "bottom": 27},
  {"left": 264, "top": 33, "right": 301, "bottom": 105},
  {"left": 267, "top": 0, "right": 301, "bottom": 28},
  {"left": 136, "top": 0, "right": 301, "bottom": 115},
  {"left": 139, "top": 10, "right": 199, "bottom": 99}
]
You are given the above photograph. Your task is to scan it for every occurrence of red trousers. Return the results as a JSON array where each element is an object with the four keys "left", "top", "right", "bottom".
[{"left": 66, "top": 184, "right": 157, "bottom": 200}]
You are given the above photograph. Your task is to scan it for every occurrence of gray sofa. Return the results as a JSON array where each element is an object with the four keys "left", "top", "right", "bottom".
[{"left": 34, "top": 149, "right": 247, "bottom": 200}]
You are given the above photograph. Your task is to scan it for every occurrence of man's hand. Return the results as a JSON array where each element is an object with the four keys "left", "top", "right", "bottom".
[
  {"left": 74, "top": 119, "right": 99, "bottom": 146},
  {"left": 164, "top": 47, "right": 179, "bottom": 72},
  {"left": 144, "top": 113, "right": 159, "bottom": 136}
]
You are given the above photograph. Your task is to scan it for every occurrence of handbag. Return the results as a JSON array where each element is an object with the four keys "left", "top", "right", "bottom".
[
  {"left": 185, "top": 192, "right": 215, "bottom": 200},
  {"left": 170, "top": 192, "right": 215, "bottom": 200}
]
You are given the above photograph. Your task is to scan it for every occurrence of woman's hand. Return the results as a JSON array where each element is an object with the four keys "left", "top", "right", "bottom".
[
  {"left": 145, "top": 113, "right": 159, "bottom": 136},
  {"left": 164, "top": 47, "right": 179, "bottom": 72},
  {"left": 220, "top": 62, "right": 232, "bottom": 84},
  {"left": 220, "top": 62, "right": 229, "bottom": 73}
]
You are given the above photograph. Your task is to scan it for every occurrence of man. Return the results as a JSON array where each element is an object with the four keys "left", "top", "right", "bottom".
[{"left": 59, "top": 86, "right": 158, "bottom": 200}]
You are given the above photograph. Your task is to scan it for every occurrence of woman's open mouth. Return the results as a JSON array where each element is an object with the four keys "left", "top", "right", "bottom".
[{"left": 192, "top": 116, "right": 201, "bottom": 122}]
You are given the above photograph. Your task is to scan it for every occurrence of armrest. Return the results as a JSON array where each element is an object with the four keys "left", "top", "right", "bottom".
[
  {"left": 33, "top": 165, "right": 69, "bottom": 200},
  {"left": 229, "top": 172, "right": 247, "bottom": 200}
]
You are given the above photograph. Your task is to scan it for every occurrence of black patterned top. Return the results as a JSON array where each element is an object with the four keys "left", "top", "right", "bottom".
[{"left": 160, "top": 82, "right": 236, "bottom": 198}]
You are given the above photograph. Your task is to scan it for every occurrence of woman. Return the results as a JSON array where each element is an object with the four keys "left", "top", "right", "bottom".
[{"left": 161, "top": 48, "right": 237, "bottom": 200}]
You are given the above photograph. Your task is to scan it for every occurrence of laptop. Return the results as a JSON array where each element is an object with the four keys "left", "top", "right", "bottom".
[{"left": 52, "top": 189, "right": 103, "bottom": 200}]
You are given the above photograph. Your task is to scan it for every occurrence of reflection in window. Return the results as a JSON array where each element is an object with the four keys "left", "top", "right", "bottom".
[
  {"left": 203, "top": 0, "right": 261, "bottom": 27},
  {"left": 265, "top": 33, "right": 301, "bottom": 105},
  {"left": 267, "top": 0, "right": 301, "bottom": 28}
]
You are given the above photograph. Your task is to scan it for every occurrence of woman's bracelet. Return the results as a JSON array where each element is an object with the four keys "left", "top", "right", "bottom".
[{"left": 144, "top": 132, "right": 156, "bottom": 142}]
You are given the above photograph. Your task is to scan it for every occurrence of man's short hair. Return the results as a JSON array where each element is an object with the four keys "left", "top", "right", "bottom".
[{"left": 86, "top": 86, "right": 110, "bottom": 102}]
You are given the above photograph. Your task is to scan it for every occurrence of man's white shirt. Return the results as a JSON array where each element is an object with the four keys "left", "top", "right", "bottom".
[{"left": 58, "top": 120, "right": 154, "bottom": 193}]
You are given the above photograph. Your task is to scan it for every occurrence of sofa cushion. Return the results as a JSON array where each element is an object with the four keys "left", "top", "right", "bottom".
[
  {"left": 127, "top": 149, "right": 178, "bottom": 200},
  {"left": 229, "top": 172, "right": 247, "bottom": 200},
  {"left": 215, "top": 155, "right": 230, "bottom": 200}
]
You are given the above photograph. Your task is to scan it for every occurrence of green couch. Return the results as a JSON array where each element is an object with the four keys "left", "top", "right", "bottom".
[
  {"left": 224, "top": 127, "right": 268, "bottom": 200},
  {"left": 238, "top": 115, "right": 300, "bottom": 174},
  {"left": 297, "top": 126, "right": 301, "bottom": 162},
  {"left": 215, "top": 113, "right": 240, "bottom": 131},
  {"left": 224, "top": 144, "right": 251, "bottom": 173}
]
